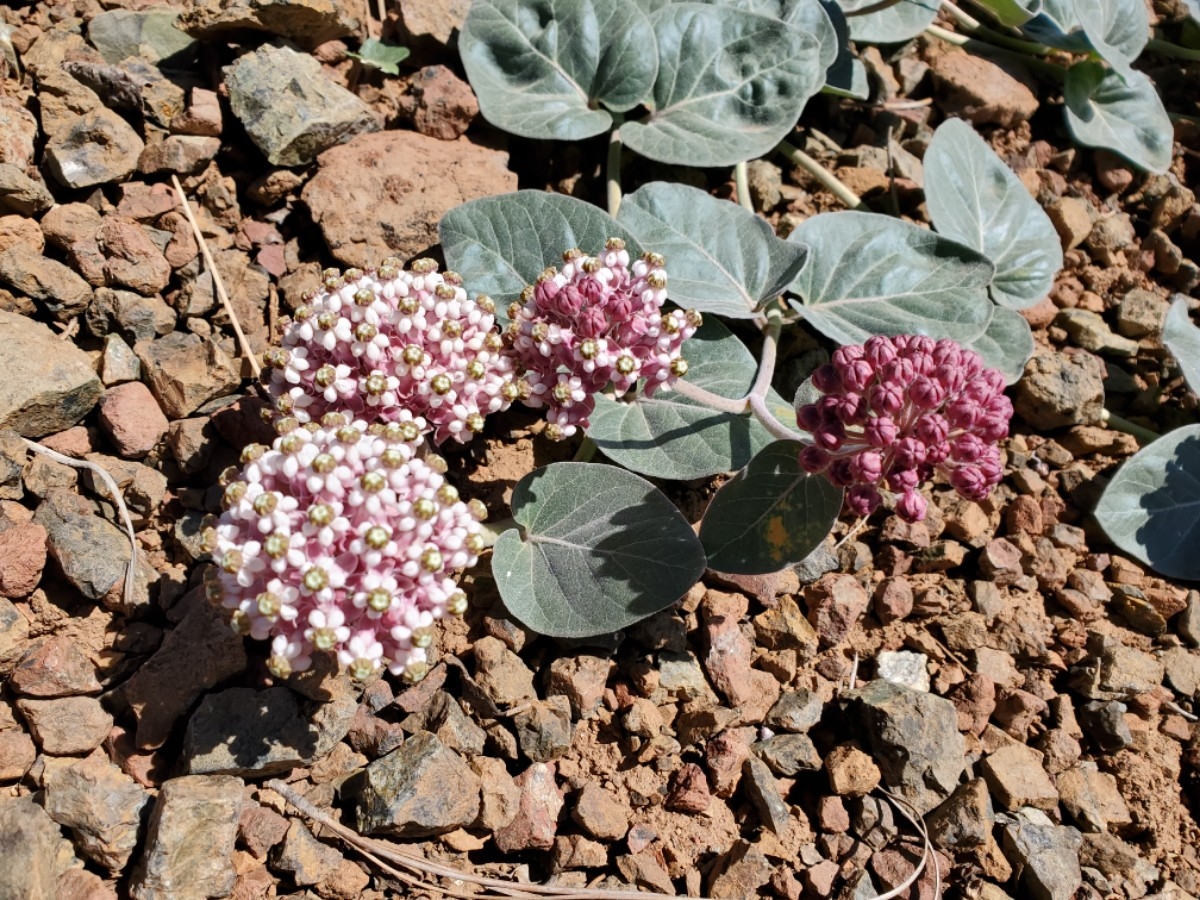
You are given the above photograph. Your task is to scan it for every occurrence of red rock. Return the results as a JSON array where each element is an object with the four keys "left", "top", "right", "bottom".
[
  {"left": 170, "top": 88, "right": 223, "bottom": 137},
  {"left": 816, "top": 795, "right": 850, "bottom": 833},
  {"left": 978, "top": 537, "right": 1023, "bottom": 585},
  {"left": 97, "top": 382, "right": 168, "bottom": 459},
  {"left": 405, "top": 65, "right": 479, "bottom": 141},
  {"left": 0, "top": 728, "right": 36, "bottom": 781},
  {"left": 805, "top": 573, "right": 870, "bottom": 646},
  {"left": 56, "top": 867, "right": 118, "bottom": 900},
  {"left": 0, "top": 521, "right": 47, "bottom": 598},
  {"left": 39, "top": 426, "right": 96, "bottom": 457},
  {"left": 10, "top": 634, "right": 100, "bottom": 696},
  {"left": 493, "top": 762, "right": 563, "bottom": 852},
  {"left": 993, "top": 687, "right": 1048, "bottom": 738},
  {"left": 824, "top": 744, "right": 880, "bottom": 796},
  {"left": 874, "top": 576, "right": 914, "bottom": 623},
  {"left": 0, "top": 215, "right": 45, "bottom": 254},
  {"left": 664, "top": 762, "right": 711, "bottom": 813},
  {"left": 804, "top": 859, "right": 839, "bottom": 895},
  {"left": 706, "top": 728, "right": 752, "bottom": 798},
  {"left": 16, "top": 695, "right": 113, "bottom": 754},
  {"left": 96, "top": 217, "right": 171, "bottom": 295},
  {"left": 239, "top": 802, "right": 291, "bottom": 861},
  {"left": 113, "top": 183, "right": 177, "bottom": 222},
  {"left": 949, "top": 672, "right": 996, "bottom": 736},
  {"left": 928, "top": 46, "right": 1038, "bottom": 128}
]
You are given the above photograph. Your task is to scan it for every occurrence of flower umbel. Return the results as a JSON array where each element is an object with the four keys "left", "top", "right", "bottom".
[
  {"left": 797, "top": 335, "right": 1012, "bottom": 522},
  {"left": 504, "top": 239, "right": 700, "bottom": 439},
  {"left": 207, "top": 415, "right": 484, "bottom": 681},
  {"left": 265, "top": 259, "right": 515, "bottom": 444}
]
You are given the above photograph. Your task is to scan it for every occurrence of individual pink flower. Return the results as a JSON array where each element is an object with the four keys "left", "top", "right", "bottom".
[
  {"left": 265, "top": 259, "right": 516, "bottom": 444},
  {"left": 205, "top": 414, "right": 486, "bottom": 681},
  {"left": 504, "top": 239, "right": 701, "bottom": 439},
  {"left": 797, "top": 335, "right": 1012, "bottom": 523}
]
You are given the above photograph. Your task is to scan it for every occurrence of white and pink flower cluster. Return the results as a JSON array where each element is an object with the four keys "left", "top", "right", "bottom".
[
  {"left": 208, "top": 415, "right": 485, "bottom": 681},
  {"left": 264, "top": 259, "right": 517, "bottom": 445},
  {"left": 796, "top": 335, "right": 1012, "bottom": 523},
  {"left": 505, "top": 239, "right": 701, "bottom": 439}
]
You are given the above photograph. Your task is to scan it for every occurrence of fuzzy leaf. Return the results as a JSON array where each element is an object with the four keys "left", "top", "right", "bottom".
[
  {"left": 821, "top": 0, "right": 868, "bottom": 98},
  {"left": 1163, "top": 296, "right": 1200, "bottom": 397},
  {"left": 1074, "top": 0, "right": 1148, "bottom": 80},
  {"left": 1094, "top": 424, "right": 1200, "bottom": 580},
  {"left": 692, "top": 0, "right": 838, "bottom": 69},
  {"left": 966, "top": 306, "right": 1035, "bottom": 385},
  {"left": 1063, "top": 61, "right": 1172, "bottom": 174},
  {"left": 925, "top": 118, "right": 1062, "bottom": 309},
  {"left": 493, "top": 462, "right": 706, "bottom": 636},
  {"left": 967, "top": 0, "right": 1040, "bottom": 27},
  {"left": 459, "top": 0, "right": 656, "bottom": 141},
  {"left": 785, "top": 211, "right": 995, "bottom": 346},
  {"left": 616, "top": 182, "right": 809, "bottom": 318},
  {"left": 700, "top": 440, "right": 843, "bottom": 574},
  {"left": 349, "top": 38, "right": 410, "bottom": 75},
  {"left": 838, "top": 0, "right": 940, "bottom": 44},
  {"left": 587, "top": 318, "right": 790, "bottom": 479},
  {"left": 439, "top": 191, "right": 640, "bottom": 315},
  {"left": 622, "top": 3, "right": 823, "bottom": 166},
  {"left": 1021, "top": 0, "right": 1092, "bottom": 50}
]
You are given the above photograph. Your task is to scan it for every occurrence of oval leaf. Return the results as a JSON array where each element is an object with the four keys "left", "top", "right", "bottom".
[
  {"left": 1063, "top": 61, "right": 1172, "bottom": 174},
  {"left": 840, "top": 0, "right": 939, "bottom": 44},
  {"left": 439, "top": 191, "right": 640, "bottom": 314},
  {"left": 1163, "top": 296, "right": 1200, "bottom": 397},
  {"left": 587, "top": 318, "right": 785, "bottom": 479},
  {"left": 966, "top": 306, "right": 1034, "bottom": 385},
  {"left": 460, "top": 0, "right": 657, "bottom": 141},
  {"left": 700, "top": 440, "right": 843, "bottom": 574},
  {"left": 1094, "top": 424, "right": 1200, "bottom": 581},
  {"left": 622, "top": 3, "right": 823, "bottom": 166},
  {"left": 925, "top": 118, "right": 1063, "bottom": 309},
  {"left": 493, "top": 462, "right": 707, "bottom": 636},
  {"left": 1074, "top": 0, "right": 1148, "bottom": 80},
  {"left": 616, "top": 182, "right": 809, "bottom": 318},
  {"left": 785, "top": 210, "right": 995, "bottom": 346}
]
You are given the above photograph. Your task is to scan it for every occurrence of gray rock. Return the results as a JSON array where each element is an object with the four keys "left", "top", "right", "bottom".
[
  {"left": 472, "top": 635, "right": 536, "bottom": 707},
  {"left": 851, "top": 679, "right": 965, "bottom": 814},
  {"left": 0, "top": 163, "right": 54, "bottom": 216},
  {"left": 15, "top": 695, "right": 113, "bottom": 754},
  {"left": 102, "top": 334, "right": 141, "bottom": 385},
  {"left": 1163, "top": 646, "right": 1200, "bottom": 698},
  {"left": 0, "top": 429, "right": 24, "bottom": 500},
  {"left": 1055, "top": 309, "right": 1139, "bottom": 357},
  {"left": 34, "top": 490, "right": 131, "bottom": 601},
  {"left": 44, "top": 755, "right": 152, "bottom": 872},
  {"left": 129, "top": 774, "right": 243, "bottom": 900},
  {"left": 1080, "top": 700, "right": 1133, "bottom": 752},
  {"left": 658, "top": 650, "right": 718, "bottom": 703},
  {"left": 765, "top": 688, "right": 823, "bottom": 733},
  {"left": 87, "top": 10, "right": 197, "bottom": 65},
  {"left": 1098, "top": 643, "right": 1165, "bottom": 697},
  {"left": 514, "top": 695, "right": 573, "bottom": 762},
  {"left": 184, "top": 686, "right": 335, "bottom": 777},
  {"left": 1000, "top": 807, "right": 1083, "bottom": 900},
  {"left": 46, "top": 107, "right": 144, "bottom": 189},
  {"left": 1116, "top": 289, "right": 1168, "bottom": 338},
  {"left": 0, "top": 596, "right": 31, "bottom": 675},
  {"left": 0, "top": 95, "right": 38, "bottom": 169},
  {"left": 224, "top": 43, "right": 378, "bottom": 167},
  {"left": 0, "top": 246, "right": 92, "bottom": 320},
  {"left": 1013, "top": 346, "right": 1106, "bottom": 430},
  {"left": 136, "top": 332, "right": 240, "bottom": 419},
  {"left": 0, "top": 796, "right": 61, "bottom": 898},
  {"left": 743, "top": 755, "right": 790, "bottom": 834},
  {"left": 848, "top": 795, "right": 898, "bottom": 848},
  {"left": 746, "top": 159, "right": 782, "bottom": 210},
  {"left": 927, "top": 778, "right": 994, "bottom": 848},
  {"left": 1178, "top": 590, "right": 1200, "bottom": 647},
  {"left": 1058, "top": 763, "right": 1132, "bottom": 833},
  {"left": 0, "top": 310, "right": 103, "bottom": 437},
  {"left": 754, "top": 733, "right": 820, "bottom": 776},
  {"left": 274, "top": 820, "right": 343, "bottom": 886},
  {"left": 876, "top": 650, "right": 930, "bottom": 692},
  {"left": 86, "top": 288, "right": 175, "bottom": 344},
  {"left": 795, "top": 539, "right": 839, "bottom": 583},
  {"left": 356, "top": 732, "right": 481, "bottom": 836},
  {"left": 179, "top": 0, "right": 361, "bottom": 49},
  {"left": 981, "top": 743, "right": 1059, "bottom": 810}
]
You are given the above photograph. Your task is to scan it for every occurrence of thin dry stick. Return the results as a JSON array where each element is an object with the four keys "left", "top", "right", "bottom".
[
  {"left": 21, "top": 439, "right": 138, "bottom": 609},
  {"left": 170, "top": 174, "right": 262, "bottom": 380}
]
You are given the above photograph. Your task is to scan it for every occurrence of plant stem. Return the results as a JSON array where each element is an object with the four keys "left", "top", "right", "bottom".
[
  {"left": 925, "top": 24, "right": 1066, "bottom": 77},
  {"left": 734, "top": 161, "right": 755, "bottom": 214},
  {"left": 775, "top": 140, "right": 865, "bottom": 210},
  {"left": 572, "top": 436, "right": 598, "bottom": 462},
  {"left": 941, "top": 0, "right": 1054, "bottom": 54},
  {"left": 1100, "top": 408, "right": 1160, "bottom": 444},
  {"left": 1146, "top": 37, "right": 1200, "bottom": 62},
  {"left": 606, "top": 116, "right": 624, "bottom": 218},
  {"left": 671, "top": 378, "right": 749, "bottom": 414}
]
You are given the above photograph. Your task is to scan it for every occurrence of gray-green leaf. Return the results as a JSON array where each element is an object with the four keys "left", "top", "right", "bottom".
[
  {"left": 966, "top": 306, "right": 1034, "bottom": 385},
  {"left": 821, "top": 0, "right": 868, "bottom": 99},
  {"left": 1093, "top": 424, "right": 1200, "bottom": 580},
  {"left": 622, "top": 3, "right": 824, "bottom": 166},
  {"left": 967, "top": 0, "right": 1040, "bottom": 27},
  {"left": 1021, "top": 0, "right": 1091, "bottom": 51},
  {"left": 1063, "top": 61, "right": 1172, "bottom": 174},
  {"left": 839, "top": 0, "right": 940, "bottom": 44},
  {"left": 1163, "top": 296, "right": 1200, "bottom": 397},
  {"left": 785, "top": 211, "right": 995, "bottom": 346},
  {"left": 700, "top": 440, "right": 843, "bottom": 574},
  {"left": 493, "top": 462, "right": 707, "bottom": 636},
  {"left": 439, "top": 191, "right": 640, "bottom": 315},
  {"left": 925, "top": 117, "right": 1062, "bottom": 309},
  {"left": 1074, "top": 0, "right": 1148, "bottom": 81},
  {"left": 616, "top": 182, "right": 809, "bottom": 318},
  {"left": 349, "top": 38, "right": 410, "bottom": 75},
  {"left": 460, "top": 0, "right": 656, "bottom": 141},
  {"left": 587, "top": 318, "right": 788, "bottom": 479}
]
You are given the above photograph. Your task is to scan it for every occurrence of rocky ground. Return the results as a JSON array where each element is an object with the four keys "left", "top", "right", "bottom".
[{"left": 0, "top": 0, "right": 1199, "bottom": 899}]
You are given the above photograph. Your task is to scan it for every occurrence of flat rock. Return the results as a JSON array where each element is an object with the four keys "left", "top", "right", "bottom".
[
  {"left": 765, "top": 688, "right": 824, "bottom": 733},
  {"left": 0, "top": 246, "right": 92, "bottom": 321},
  {"left": 0, "top": 796, "right": 62, "bottom": 898},
  {"left": 180, "top": 0, "right": 360, "bottom": 49},
  {"left": 0, "top": 728, "right": 36, "bottom": 782},
  {"left": 396, "top": 0, "right": 472, "bottom": 47},
  {"left": 97, "top": 217, "right": 172, "bottom": 295},
  {"left": 1058, "top": 763, "right": 1132, "bottom": 832},
  {"left": 1000, "top": 807, "right": 1082, "bottom": 900},
  {"left": 46, "top": 107, "right": 143, "bottom": 189},
  {"left": 571, "top": 782, "right": 627, "bottom": 841},
  {"left": 225, "top": 43, "right": 377, "bottom": 167},
  {"left": 44, "top": 754, "right": 152, "bottom": 871},
  {"left": 929, "top": 46, "right": 1038, "bottom": 127},
  {"left": 1013, "top": 346, "right": 1105, "bottom": 430},
  {"left": 981, "top": 743, "right": 1059, "bottom": 810},
  {"left": 16, "top": 695, "right": 113, "bottom": 754},
  {"left": 356, "top": 732, "right": 481, "bottom": 836},
  {"left": 927, "top": 778, "right": 994, "bottom": 848},
  {"left": 34, "top": 491, "right": 132, "bottom": 602},
  {"left": 852, "top": 679, "right": 965, "bottom": 814},
  {"left": 135, "top": 332, "right": 240, "bottom": 419},
  {"left": 513, "top": 695, "right": 573, "bottom": 762},
  {"left": 743, "top": 755, "right": 790, "bottom": 833},
  {"left": 98, "top": 382, "right": 168, "bottom": 459},
  {"left": 0, "top": 311, "right": 103, "bottom": 437},
  {"left": 0, "top": 163, "right": 55, "bottom": 216},
  {"left": 0, "top": 596, "right": 30, "bottom": 676},
  {"left": 0, "top": 95, "right": 38, "bottom": 169},
  {"left": 274, "top": 820, "right": 343, "bottom": 886},
  {"left": 303, "top": 130, "right": 517, "bottom": 267},
  {"left": 11, "top": 634, "right": 100, "bottom": 696},
  {"left": 0, "top": 520, "right": 47, "bottom": 598},
  {"left": 101, "top": 334, "right": 141, "bottom": 386},
  {"left": 806, "top": 572, "right": 870, "bottom": 646},
  {"left": 87, "top": 9, "right": 197, "bottom": 65},
  {"left": 471, "top": 635, "right": 536, "bottom": 707},
  {"left": 129, "top": 774, "right": 243, "bottom": 900}
]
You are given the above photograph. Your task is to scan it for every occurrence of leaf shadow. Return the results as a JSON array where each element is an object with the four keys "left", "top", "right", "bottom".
[{"left": 1131, "top": 433, "right": 1200, "bottom": 579}]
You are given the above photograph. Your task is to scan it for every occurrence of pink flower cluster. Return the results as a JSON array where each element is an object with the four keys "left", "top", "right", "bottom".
[
  {"left": 504, "top": 239, "right": 701, "bottom": 439},
  {"left": 796, "top": 335, "right": 1012, "bottom": 523},
  {"left": 207, "top": 415, "right": 486, "bottom": 681},
  {"left": 265, "top": 259, "right": 516, "bottom": 445}
]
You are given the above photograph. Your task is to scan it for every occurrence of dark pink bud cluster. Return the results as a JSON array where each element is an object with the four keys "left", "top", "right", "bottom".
[
  {"left": 265, "top": 259, "right": 516, "bottom": 444},
  {"left": 503, "top": 239, "right": 701, "bottom": 439},
  {"left": 205, "top": 415, "right": 486, "bottom": 681},
  {"left": 797, "top": 335, "right": 1012, "bottom": 523}
]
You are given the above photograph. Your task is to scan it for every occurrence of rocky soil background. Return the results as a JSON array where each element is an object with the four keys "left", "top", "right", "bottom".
[{"left": 0, "top": 0, "right": 1199, "bottom": 898}]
